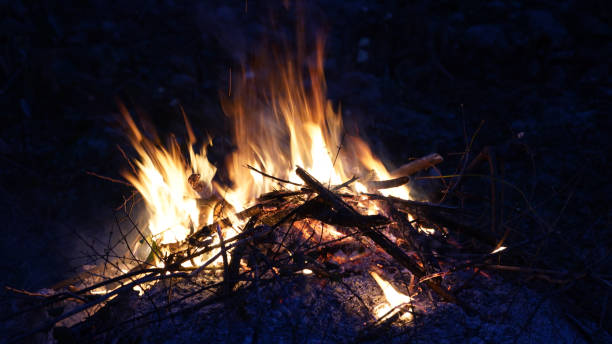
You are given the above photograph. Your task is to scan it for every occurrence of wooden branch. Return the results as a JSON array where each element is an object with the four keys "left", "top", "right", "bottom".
[
  {"left": 11, "top": 271, "right": 189, "bottom": 342},
  {"left": 246, "top": 164, "right": 303, "bottom": 186},
  {"left": 257, "top": 176, "right": 359, "bottom": 202},
  {"left": 383, "top": 199, "right": 439, "bottom": 274},
  {"left": 368, "top": 194, "right": 498, "bottom": 247},
  {"left": 366, "top": 176, "right": 410, "bottom": 190},
  {"left": 300, "top": 198, "right": 390, "bottom": 228},
  {"left": 390, "top": 153, "right": 443, "bottom": 177},
  {"left": 226, "top": 216, "right": 258, "bottom": 293},
  {"left": 216, "top": 224, "right": 230, "bottom": 295},
  {"left": 295, "top": 166, "right": 460, "bottom": 306}
]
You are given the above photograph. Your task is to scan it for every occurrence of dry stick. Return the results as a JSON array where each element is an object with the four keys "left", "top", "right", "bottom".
[
  {"left": 71, "top": 229, "right": 136, "bottom": 288},
  {"left": 364, "top": 194, "right": 462, "bottom": 212},
  {"left": 331, "top": 175, "right": 359, "bottom": 190},
  {"left": 85, "top": 171, "right": 133, "bottom": 187},
  {"left": 102, "top": 273, "right": 284, "bottom": 339},
  {"left": 115, "top": 190, "right": 138, "bottom": 211},
  {"left": 480, "top": 147, "right": 500, "bottom": 236},
  {"left": 10, "top": 271, "right": 188, "bottom": 343},
  {"left": 389, "top": 153, "right": 444, "bottom": 178},
  {"left": 246, "top": 164, "right": 303, "bottom": 187},
  {"left": 88, "top": 278, "right": 229, "bottom": 338},
  {"left": 226, "top": 216, "right": 258, "bottom": 292},
  {"left": 384, "top": 199, "right": 438, "bottom": 274},
  {"left": 256, "top": 176, "right": 360, "bottom": 203},
  {"left": 116, "top": 144, "right": 137, "bottom": 175},
  {"left": 441, "top": 120, "right": 484, "bottom": 204},
  {"left": 215, "top": 224, "right": 230, "bottom": 295},
  {"left": 295, "top": 166, "right": 462, "bottom": 307},
  {"left": 190, "top": 175, "right": 359, "bottom": 246},
  {"left": 186, "top": 207, "right": 309, "bottom": 277},
  {"left": 118, "top": 209, "right": 163, "bottom": 262},
  {"left": 52, "top": 211, "right": 154, "bottom": 293},
  {"left": 111, "top": 211, "right": 165, "bottom": 323},
  {"left": 367, "top": 175, "right": 410, "bottom": 190},
  {"left": 377, "top": 194, "right": 498, "bottom": 247}
]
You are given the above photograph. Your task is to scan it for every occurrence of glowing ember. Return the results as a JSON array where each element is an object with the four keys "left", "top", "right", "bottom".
[{"left": 370, "top": 271, "right": 413, "bottom": 321}]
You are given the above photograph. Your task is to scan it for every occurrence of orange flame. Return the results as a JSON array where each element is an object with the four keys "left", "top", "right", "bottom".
[
  {"left": 219, "top": 34, "right": 410, "bottom": 211},
  {"left": 121, "top": 32, "right": 412, "bottom": 260}
]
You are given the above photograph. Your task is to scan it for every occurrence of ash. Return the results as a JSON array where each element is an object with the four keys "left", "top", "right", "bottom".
[{"left": 121, "top": 272, "right": 598, "bottom": 343}]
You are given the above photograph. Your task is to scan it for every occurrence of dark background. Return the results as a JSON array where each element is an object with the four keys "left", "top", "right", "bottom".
[{"left": 1, "top": 0, "right": 610, "bottom": 333}]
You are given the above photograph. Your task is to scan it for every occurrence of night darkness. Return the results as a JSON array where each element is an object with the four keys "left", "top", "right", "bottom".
[{"left": 1, "top": 1, "right": 611, "bottom": 342}]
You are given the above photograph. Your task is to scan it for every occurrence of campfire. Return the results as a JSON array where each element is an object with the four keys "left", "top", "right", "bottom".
[
  {"left": 6, "top": 27, "right": 553, "bottom": 344},
  {"left": 112, "top": 32, "right": 454, "bottom": 317}
]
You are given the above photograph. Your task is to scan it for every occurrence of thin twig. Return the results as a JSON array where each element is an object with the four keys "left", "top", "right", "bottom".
[{"left": 86, "top": 171, "right": 132, "bottom": 187}]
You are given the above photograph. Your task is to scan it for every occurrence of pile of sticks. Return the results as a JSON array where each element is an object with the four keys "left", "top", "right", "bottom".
[{"left": 6, "top": 152, "right": 538, "bottom": 342}]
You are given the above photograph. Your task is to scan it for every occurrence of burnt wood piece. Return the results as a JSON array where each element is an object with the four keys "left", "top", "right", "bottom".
[
  {"left": 295, "top": 166, "right": 460, "bottom": 305},
  {"left": 383, "top": 200, "right": 440, "bottom": 274},
  {"left": 366, "top": 176, "right": 411, "bottom": 190},
  {"left": 258, "top": 190, "right": 304, "bottom": 201},
  {"left": 225, "top": 216, "right": 259, "bottom": 293},
  {"left": 300, "top": 198, "right": 390, "bottom": 228},
  {"left": 390, "top": 153, "right": 443, "bottom": 177}
]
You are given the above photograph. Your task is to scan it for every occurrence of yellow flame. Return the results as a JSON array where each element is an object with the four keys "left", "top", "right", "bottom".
[
  {"left": 119, "top": 104, "right": 216, "bottom": 245},
  {"left": 370, "top": 271, "right": 413, "bottom": 321},
  {"left": 220, "top": 34, "right": 410, "bottom": 211},
  {"left": 121, "top": 32, "right": 413, "bottom": 269}
]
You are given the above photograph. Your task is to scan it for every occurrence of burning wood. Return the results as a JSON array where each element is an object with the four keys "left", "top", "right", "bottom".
[
  {"left": 5, "top": 23, "right": 561, "bottom": 344},
  {"left": 390, "top": 153, "right": 444, "bottom": 178}
]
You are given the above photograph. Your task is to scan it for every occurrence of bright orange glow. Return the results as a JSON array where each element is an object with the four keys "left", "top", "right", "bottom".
[
  {"left": 219, "top": 35, "right": 411, "bottom": 212},
  {"left": 121, "top": 32, "right": 413, "bottom": 270}
]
